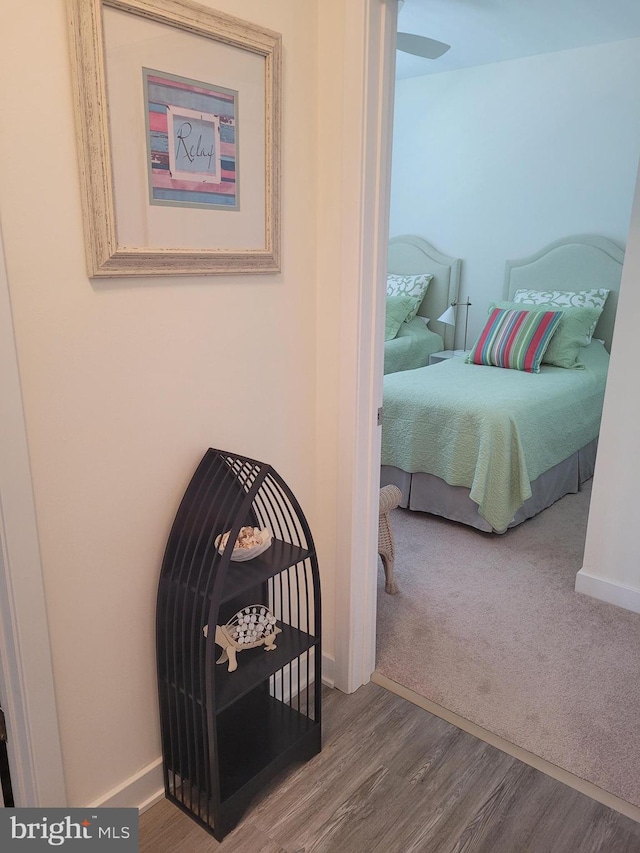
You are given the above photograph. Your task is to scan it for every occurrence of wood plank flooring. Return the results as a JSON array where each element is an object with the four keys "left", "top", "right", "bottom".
[{"left": 140, "top": 682, "right": 640, "bottom": 852}]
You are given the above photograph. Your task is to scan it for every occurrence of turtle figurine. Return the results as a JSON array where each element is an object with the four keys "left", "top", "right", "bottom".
[{"left": 204, "top": 605, "right": 281, "bottom": 673}]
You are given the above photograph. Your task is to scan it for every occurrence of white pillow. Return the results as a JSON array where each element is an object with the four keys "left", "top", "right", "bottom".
[
  {"left": 513, "top": 288, "right": 609, "bottom": 343},
  {"left": 386, "top": 274, "right": 433, "bottom": 322}
]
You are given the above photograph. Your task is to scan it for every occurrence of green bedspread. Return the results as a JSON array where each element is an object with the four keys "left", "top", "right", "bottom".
[
  {"left": 384, "top": 317, "right": 444, "bottom": 375},
  {"left": 381, "top": 342, "right": 609, "bottom": 532}
]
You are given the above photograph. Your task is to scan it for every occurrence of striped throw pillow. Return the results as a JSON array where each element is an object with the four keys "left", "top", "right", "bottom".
[{"left": 465, "top": 308, "right": 562, "bottom": 373}]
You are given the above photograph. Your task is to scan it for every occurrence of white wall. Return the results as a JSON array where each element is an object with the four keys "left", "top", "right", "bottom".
[
  {"left": 389, "top": 38, "right": 640, "bottom": 347},
  {"left": 0, "top": 0, "right": 331, "bottom": 808},
  {"left": 578, "top": 164, "right": 640, "bottom": 611}
]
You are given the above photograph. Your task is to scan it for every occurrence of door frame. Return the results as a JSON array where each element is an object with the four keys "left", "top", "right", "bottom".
[
  {"left": 0, "top": 216, "right": 67, "bottom": 806},
  {"left": 332, "top": 0, "right": 397, "bottom": 694}
]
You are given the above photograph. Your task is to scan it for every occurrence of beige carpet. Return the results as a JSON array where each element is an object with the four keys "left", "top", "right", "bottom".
[{"left": 375, "top": 481, "right": 640, "bottom": 808}]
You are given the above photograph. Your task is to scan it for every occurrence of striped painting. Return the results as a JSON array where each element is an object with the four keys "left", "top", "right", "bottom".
[
  {"left": 143, "top": 68, "right": 238, "bottom": 210},
  {"left": 465, "top": 308, "right": 562, "bottom": 373}
]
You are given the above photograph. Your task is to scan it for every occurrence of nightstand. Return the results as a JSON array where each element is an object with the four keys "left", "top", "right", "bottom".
[{"left": 429, "top": 350, "right": 469, "bottom": 365}]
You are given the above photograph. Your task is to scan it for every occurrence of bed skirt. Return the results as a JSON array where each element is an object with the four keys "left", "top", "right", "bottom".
[{"left": 380, "top": 438, "right": 598, "bottom": 533}]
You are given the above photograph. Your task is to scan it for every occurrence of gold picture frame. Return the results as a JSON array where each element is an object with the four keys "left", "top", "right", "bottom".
[{"left": 67, "top": 0, "right": 281, "bottom": 276}]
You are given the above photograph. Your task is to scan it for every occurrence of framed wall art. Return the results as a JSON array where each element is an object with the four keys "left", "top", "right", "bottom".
[{"left": 66, "top": 0, "right": 281, "bottom": 276}]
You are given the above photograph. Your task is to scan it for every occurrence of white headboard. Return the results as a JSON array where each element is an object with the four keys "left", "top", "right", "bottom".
[
  {"left": 503, "top": 234, "right": 624, "bottom": 352},
  {"left": 388, "top": 235, "right": 461, "bottom": 350}
]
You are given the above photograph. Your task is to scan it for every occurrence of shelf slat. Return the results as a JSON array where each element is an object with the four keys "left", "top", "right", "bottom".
[
  {"left": 214, "top": 623, "right": 318, "bottom": 712},
  {"left": 220, "top": 539, "right": 312, "bottom": 602},
  {"left": 157, "top": 623, "right": 319, "bottom": 710},
  {"left": 160, "top": 539, "right": 312, "bottom": 602},
  {"left": 217, "top": 692, "right": 319, "bottom": 802}
]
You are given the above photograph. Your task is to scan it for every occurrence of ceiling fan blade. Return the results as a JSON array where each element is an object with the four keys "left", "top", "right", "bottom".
[{"left": 397, "top": 32, "right": 451, "bottom": 60}]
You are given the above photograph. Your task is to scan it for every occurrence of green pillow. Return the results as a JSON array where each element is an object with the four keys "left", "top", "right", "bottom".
[
  {"left": 386, "top": 274, "right": 432, "bottom": 321},
  {"left": 385, "top": 295, "right": 418, "bottom": 341},
  {"left": 491, "top": 301, "right": 602, "bottom": 369}
]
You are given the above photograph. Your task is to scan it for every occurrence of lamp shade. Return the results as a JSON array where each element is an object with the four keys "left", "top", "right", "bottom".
[{"left": 437, "top": 304, "right": 457, "bottom": 326}]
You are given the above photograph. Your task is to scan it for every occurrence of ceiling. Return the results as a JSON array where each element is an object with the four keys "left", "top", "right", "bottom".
[{"left": 396, "top": 0, "right": 640, "bottom": 79}]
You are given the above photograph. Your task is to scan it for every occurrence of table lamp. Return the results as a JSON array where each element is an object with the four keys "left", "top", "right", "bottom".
[{"left": 437, "top": 298, "right": 472, "bottom": 355}]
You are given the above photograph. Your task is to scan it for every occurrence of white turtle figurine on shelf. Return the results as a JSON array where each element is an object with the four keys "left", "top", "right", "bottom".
[{"left": 203, "top": 605, "right": 281, "bottom": 673}]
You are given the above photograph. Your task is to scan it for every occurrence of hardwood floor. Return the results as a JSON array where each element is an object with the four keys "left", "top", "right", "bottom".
[{"left": 140, "top": 682, "right": 640, "bottom": 852}]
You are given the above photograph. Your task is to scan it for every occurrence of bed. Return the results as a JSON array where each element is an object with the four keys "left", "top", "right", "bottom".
[
  {"left": 384, "top": 235, "right": 461, "bottom": 374},
  {"left": 380, "top": 234, "right": 624, "bottom": 533}
]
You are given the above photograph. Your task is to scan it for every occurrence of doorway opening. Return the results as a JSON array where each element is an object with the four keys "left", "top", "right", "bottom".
[{"left": 373, "top": 0, "right": 640, "bottom": 813}]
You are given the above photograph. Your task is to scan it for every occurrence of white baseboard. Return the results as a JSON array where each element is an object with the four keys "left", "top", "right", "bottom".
[
  {"left": 272, "top": 650, "right": 315, "bottom": 703},
  {"left": 321, "top": 651, "right": 335, "bottom": 688},
  {"left": 575, "top": 569, "right": 640, "bottom": 615},
  {"left": 88, "top": 757, "right": 164, "bottom": 814}
]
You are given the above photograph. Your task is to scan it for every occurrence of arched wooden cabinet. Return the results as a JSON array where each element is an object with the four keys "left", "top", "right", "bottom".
[{"left": 156, "top": 448, "right": 322, "bottom": 841}]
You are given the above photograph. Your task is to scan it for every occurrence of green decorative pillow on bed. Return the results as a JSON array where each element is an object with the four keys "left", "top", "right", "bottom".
[
  {"left": 512, "top": 288, "right": 609, "bottom": 343},
  {"left": 385, "top": 295, "right": 417, "bottom": 341},
  {"left": 386, "top": 274, "right": 433, "bottom": 322},
  {"left": 465, "top": 307, "right": 562, "bottom": 373},
  {"left": 492, "top": 301, "right": 602, "bottom": 368}
]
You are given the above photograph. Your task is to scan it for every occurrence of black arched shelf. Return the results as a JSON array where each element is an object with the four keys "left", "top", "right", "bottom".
[{"left": 156, "top": 448, "right": 322, "bottom": 841}]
